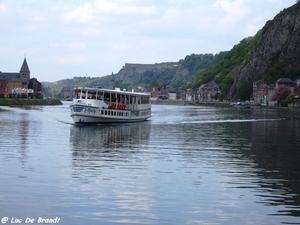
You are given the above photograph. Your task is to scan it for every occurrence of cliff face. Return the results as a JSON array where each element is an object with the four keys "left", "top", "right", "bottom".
[
  {"left": 113, "top": 53, "right": 220, "bottom": 88},
  {"left": 230, "top": 2, "right": 300, "bottom": 98},
  {"left": 115, "top": 61, "right": 198, "bottom": 87},
  {"left": 116, "top": 62, "right": 178, "bottom": 84}
]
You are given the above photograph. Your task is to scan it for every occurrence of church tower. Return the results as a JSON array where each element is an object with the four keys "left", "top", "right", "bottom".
[{"left": 19, "top": 58, "right": 30, "bottom": 80}]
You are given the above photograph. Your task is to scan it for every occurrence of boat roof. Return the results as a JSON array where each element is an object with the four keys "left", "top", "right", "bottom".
[{"left": 74, "top": 87, "right": 150, "bottom": 96}]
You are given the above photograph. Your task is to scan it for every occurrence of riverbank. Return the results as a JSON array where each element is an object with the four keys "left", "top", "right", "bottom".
[
  {"left": 0, "top": 98, "right": 62, "bottom": 106},
  {"left": 152, "top": 100, "right": 231, "bottom": 107}
]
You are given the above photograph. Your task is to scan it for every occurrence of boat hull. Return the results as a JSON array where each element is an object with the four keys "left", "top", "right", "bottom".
[
  {"left": 71, "top": 114, "right": 150, "bottom": 124},
  {"left": 70, "top": 104, "right": 151, "bottom": 124}
]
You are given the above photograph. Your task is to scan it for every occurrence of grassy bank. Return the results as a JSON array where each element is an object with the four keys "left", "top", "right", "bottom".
[{"left": 0, "top": 98, "right": 62, "bottom": 106}]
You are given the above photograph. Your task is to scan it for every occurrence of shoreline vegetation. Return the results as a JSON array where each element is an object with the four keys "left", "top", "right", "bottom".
[{"left": 0, "top": 98, "right": 62, "bottom": 106}]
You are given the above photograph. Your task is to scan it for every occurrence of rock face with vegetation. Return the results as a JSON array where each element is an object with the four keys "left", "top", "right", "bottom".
[
  {"left": 114, "top": 55, "right": 224, "bottom": 89},
  {"left": 115, "top": 62, "right": 180, "bottom": 88},
  {"left": 229, "top": 2, "right": 300, "bottom": 99},
  {"left": 46, "top": 2, "right": 300, "bottom": 100}
]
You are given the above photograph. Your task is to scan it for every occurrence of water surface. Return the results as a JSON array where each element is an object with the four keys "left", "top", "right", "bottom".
[{"left": 0, "top": 103, "right": 299, "bottom": 224}]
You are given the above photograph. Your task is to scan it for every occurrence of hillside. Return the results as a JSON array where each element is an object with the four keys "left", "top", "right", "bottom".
[
  {"left": 229, "top": 2, "right": 300, "bottom": 99},
  {"left": 44, "top": 53, "right": 226, "bottom": 97},
  {"left": 113, "top": 53, "right": 226, "bottom": 90},
  {"left": 43, "top": 76, "right": 111, "bottom": 98},
  {"left": 45, "top": 2, "right": 300, "bottom": 100},
  {"left": 193, "top": 34, "right": 261, "bottom": 99}
]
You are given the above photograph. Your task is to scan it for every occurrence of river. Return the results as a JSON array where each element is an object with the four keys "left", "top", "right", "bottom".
[{"left": 0, "top": 103, "right": 299, "bottom": 225}]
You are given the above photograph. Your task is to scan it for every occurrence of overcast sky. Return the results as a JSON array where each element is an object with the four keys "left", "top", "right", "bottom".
[{"left": 0, "top": 0, "right": 296, "bottom": 82}]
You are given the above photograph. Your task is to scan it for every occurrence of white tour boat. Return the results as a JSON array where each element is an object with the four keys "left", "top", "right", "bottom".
[{"left": 70, "top": 87, "right": 152, "bottom": 124}]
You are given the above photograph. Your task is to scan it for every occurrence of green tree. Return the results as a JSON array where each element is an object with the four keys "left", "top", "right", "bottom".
[
  {"left": 282, "top": 92, "right": 295, "bottom": 106},
  {"left": 237, "top": 81, "right": 252, "bottom": 101},
  {"left": 150, "top": 79, "right": 159, "bottom": 86},
  {"left": 220, "top": 76, "right": 234, "bottom": 94},
  {"left": 271, "top": 85, "right": 291, "bottom": 106}
]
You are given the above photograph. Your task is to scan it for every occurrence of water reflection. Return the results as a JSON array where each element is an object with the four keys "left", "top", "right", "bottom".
[
  {"left": 150, "top": 105, "right": 300, "bottom": 222},
  {"left": 213, "top": 118, "right": 300, "bottom": 219},
  {"left": 0, "top": 108, "right": 31, "bottom": 164},
  {"left": 251, "top": 119, "right": 300, "bottom": 217},
  {"left": 69, "top": 122, "right": 151, "bottom": 168},
  {"left": 68, "top": 122, "right": 155, "bottom": 224}
]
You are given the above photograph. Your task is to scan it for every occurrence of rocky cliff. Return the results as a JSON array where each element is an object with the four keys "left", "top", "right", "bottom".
[
  {"left": 113, "top": 54, "right": 218, "bottom": 88},
  {"left": 230, "top": 2, "right": 300, "bottom": 98},
  {"left": 116, "top": 62, "right": 178, "bottom": 84}
]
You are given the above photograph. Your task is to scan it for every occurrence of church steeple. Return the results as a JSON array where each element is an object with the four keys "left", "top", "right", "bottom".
[{"left": 20, "top": 57, "right": 30, "bottom": 80}]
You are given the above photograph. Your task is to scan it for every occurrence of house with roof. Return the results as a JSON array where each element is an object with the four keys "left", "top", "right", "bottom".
[
  {"left": 252, "top": 80, "right": 271, "bottom": 105},
  {"left": 0, "top": 58, "right": 31, "bottom": 97},
  {"left": 0, "top": 79, "right": 5, "bottom": 97},
  {"left": 275, "top": 78, "right": 296, "bottom": 88},
  {"left": 275, "top": 78, "right": 300, "bottom": 96},
  {"left": 29, "top": 77, "right": 42, "bottom": 99},
  {"left": 253, "top": 78, "right": 300, "bottom": 107},
  {"left": 198, "top": 81, "right": 221, "bottom": 101}
]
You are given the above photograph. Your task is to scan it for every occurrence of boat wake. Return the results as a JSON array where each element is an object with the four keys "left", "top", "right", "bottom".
[
  {"left": 181, "top": 118, "right": 285, "bottom": 124},
  {"left": 56, "top": 119, "right": 75, "bottom": 125}
]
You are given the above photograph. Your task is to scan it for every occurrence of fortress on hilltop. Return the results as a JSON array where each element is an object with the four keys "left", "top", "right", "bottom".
[{"left": 123, "top": 62, "right": 178, "bottom": 72}]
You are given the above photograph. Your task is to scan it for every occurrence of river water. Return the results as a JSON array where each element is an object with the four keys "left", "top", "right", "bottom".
[{"left": 0, "top": 102, "right": 299, "bottom": 225}]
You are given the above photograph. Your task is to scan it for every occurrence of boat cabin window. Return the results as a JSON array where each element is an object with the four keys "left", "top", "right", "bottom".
[
  {"left": 116, "top": 93, "right": 120, "bottom": 103},
  {"left": 141, "top": 96, "right": 149, "bottom": 104},
  {"left": 131, "top": 96, "right": 136, "bottom": 104},
  {"left": 104, "top": 92, "right": 111, "bottom": 102},
  {"left": 97, "top": 91, "right": 103, "bottom": 100},
  {"left": 81, "top": 90, "right": 87, "bottom": 99},
  {"left": 121, "top": 95, "right": 127, "bottom": 103},
  {"left": 111, "top": 93, "right": 117, "bottom": 102},
  {"left": 87, "top": 90, "right": 96, "bottom": 99}
]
